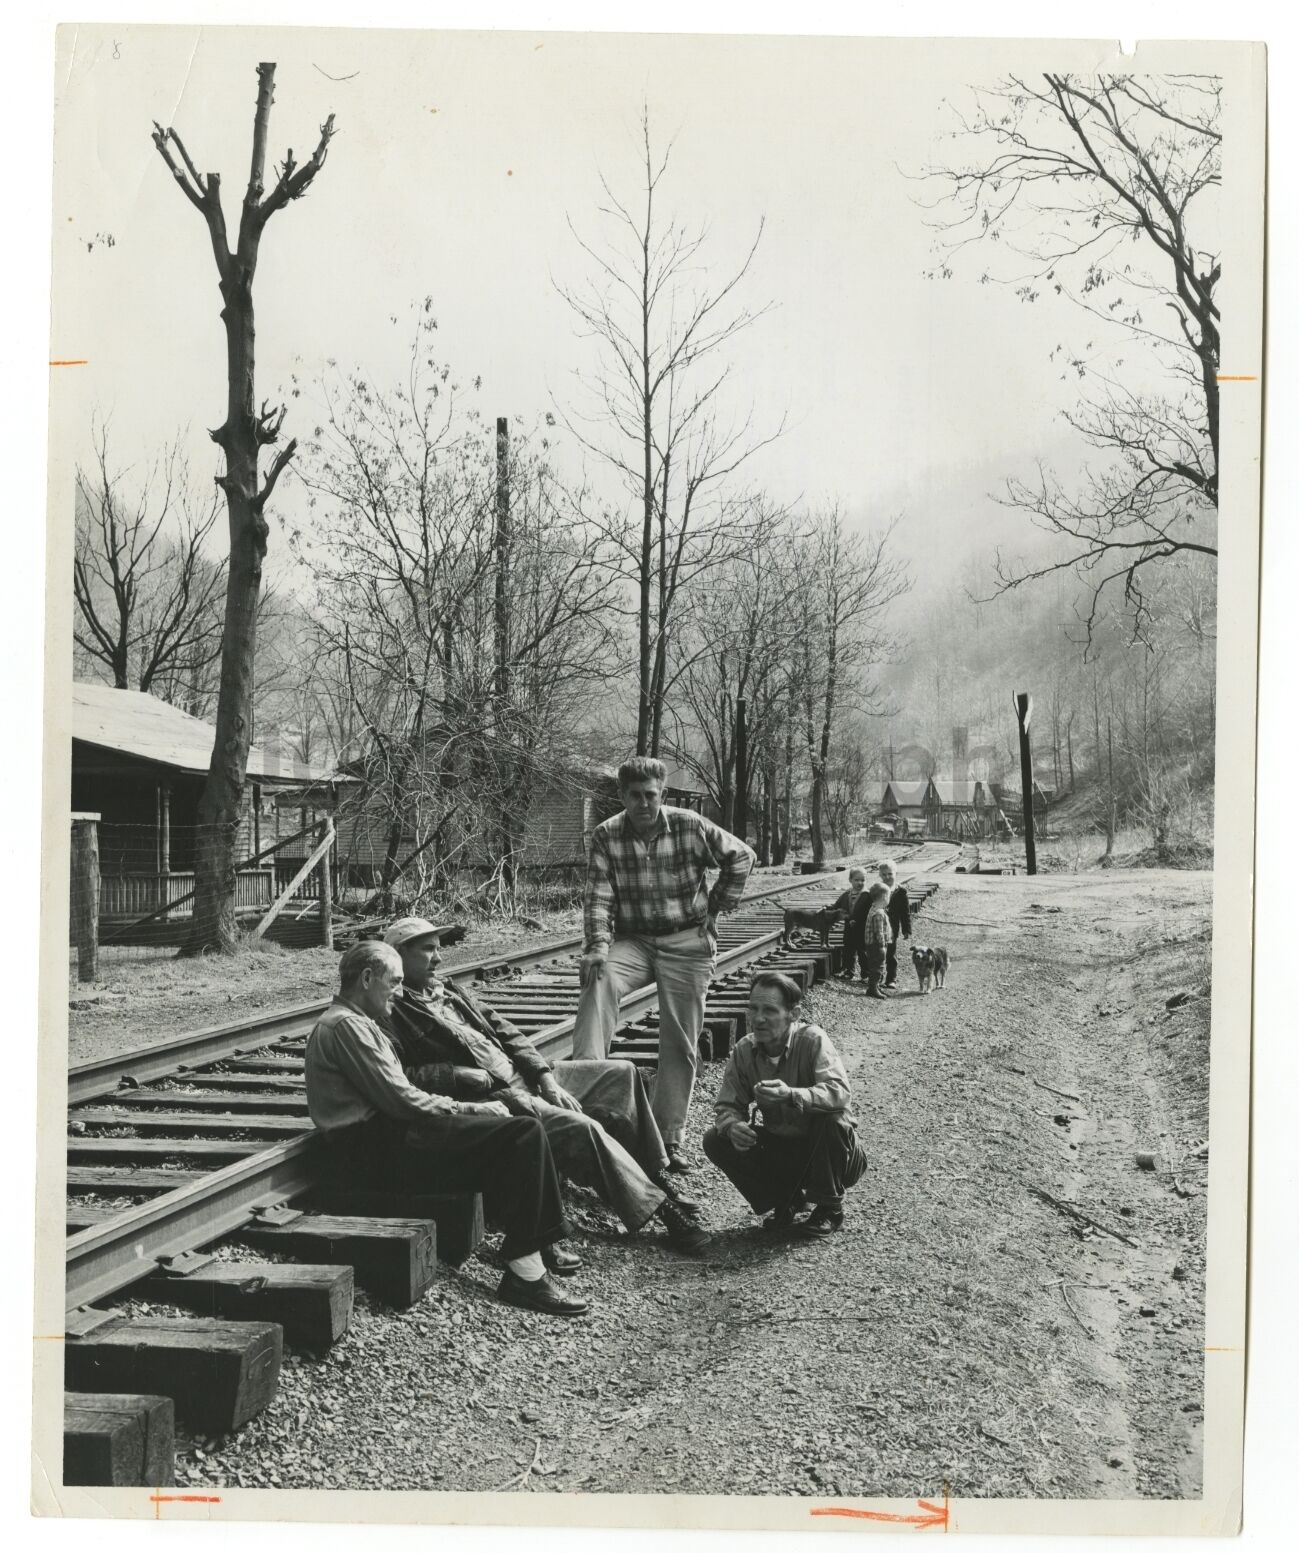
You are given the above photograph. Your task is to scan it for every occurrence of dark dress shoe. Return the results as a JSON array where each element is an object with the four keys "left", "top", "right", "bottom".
[
  {"left": 794, "top": 1203, "right": 845, "bottom": 1238},
  {"left": 652, "top": 1168, "right": 701, "bottom": 1215},
  {"left": 498, "top": 1269, "right": 590, "bottom": 1316},
  {"left": 762, "top": 1203, "right": 799, "bottom": 1233},
  {"left": 542, "top": 1243, "right": 584, "bottom": 1277},
  {"left": 666, "top": 1149, "right": 694, "bottom": 1175}
]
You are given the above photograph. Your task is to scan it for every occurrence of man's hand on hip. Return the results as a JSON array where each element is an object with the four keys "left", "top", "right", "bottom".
[{"left": 579, "top": 949, "right": 608, "bottom": 988}]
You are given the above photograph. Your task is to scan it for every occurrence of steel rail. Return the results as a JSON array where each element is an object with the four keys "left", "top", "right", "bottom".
[{"left": 65, "top": 1137, "right": 319, "bottom": 1312}]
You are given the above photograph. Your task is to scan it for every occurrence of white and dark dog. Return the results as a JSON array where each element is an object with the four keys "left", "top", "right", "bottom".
[{"left": 911, "top": 944, "right": 949, "bottom": 993}]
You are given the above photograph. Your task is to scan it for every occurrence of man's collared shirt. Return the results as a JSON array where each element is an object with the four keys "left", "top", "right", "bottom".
[
  {"left": 714, "top": 1021, "right": 853, "bottom": 1140},
  {"left": 305, "top": 995, "right": 457, "bottom": 1135},
  {"left": 583, "top": 805, "right": 756, "bottom": 952}
]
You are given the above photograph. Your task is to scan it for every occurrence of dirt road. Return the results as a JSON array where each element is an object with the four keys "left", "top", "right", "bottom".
[{"left": 174, "top": 867, "right": 1211, "bottom": 1501}]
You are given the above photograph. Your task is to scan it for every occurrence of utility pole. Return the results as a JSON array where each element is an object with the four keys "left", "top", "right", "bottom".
[
  {"left": 734, "top": 695, "right": 748, "bottom": 841},
  {"left": 1014, "top": 690, "right": 1037, "bottom": 875}
]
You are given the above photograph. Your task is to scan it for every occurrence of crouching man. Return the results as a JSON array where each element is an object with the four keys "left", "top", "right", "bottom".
[
  {"left": 381, "top": 917, "right": 709, "bottom": 1256},
  {"left": 305, "top": 940, "right": 590, "bottom": 1316},
  {"left": 702, "top": 970, "right": 866, "bottom": 1238}
]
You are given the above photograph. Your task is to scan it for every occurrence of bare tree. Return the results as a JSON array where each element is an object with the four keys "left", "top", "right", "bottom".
[
  {"left": 73, "top": 423, "right": 225, "bottom": 696},
  {"left": 921, "top": 73, "right": 1220, "bottom": 639},
  {"left": 152, "top": 62, "right": 335, "bottom": 952},
  {"left": 662, "top": 501, "right": 791, "bottom": 828},
  {"left": 788, "top": 509, "right": 910, "bottom": 865},
  {"left": 558, "top": 108, "right": 781, "bottom": 754},
  {"left": 295, "top": 314, "right": 619, "bottom": 912}
]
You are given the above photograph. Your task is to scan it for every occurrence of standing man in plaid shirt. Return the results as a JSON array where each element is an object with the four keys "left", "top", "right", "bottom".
[{"left": 573, "top": 756, "right": 756, "bottom": 1171}]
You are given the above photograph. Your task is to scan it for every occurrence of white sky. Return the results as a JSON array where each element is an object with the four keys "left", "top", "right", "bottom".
[{"left": 50, "top": 26, "right": 1163, "bottom": 593}]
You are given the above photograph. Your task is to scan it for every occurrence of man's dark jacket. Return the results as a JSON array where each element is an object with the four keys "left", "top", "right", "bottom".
[{"left": 384, "top": 982, "right": 553, "bottom": 1100}]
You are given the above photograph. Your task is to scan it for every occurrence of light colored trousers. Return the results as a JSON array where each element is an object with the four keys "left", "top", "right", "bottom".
[
  {"left": 524, "top": 1058, "right": 668, "bottom": 1231},
  {"left": 570, "top": 923, "right": 716, "bottom": 1151}
]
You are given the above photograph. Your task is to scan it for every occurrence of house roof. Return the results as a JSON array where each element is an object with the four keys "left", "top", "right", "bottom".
[
  {"left": 932, "top": 779, "right": 984, "bottom": 805},
  {"left": 71, "top": 682, "right": 336, "bottom": 785},
  {"left": 882, "top": 780, "right": 930, "bottom": 807}
]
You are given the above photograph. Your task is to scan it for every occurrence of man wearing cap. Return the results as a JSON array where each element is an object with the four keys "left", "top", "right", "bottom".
[
  {"left": 382, "top": 916, "right": 710, "bottom": 1256},
  {"left": 572, "top": 756, "right": 756, "bottom": 1171},
  {"left": 305, "top": 940, "right": 589, "bottom": 1316}
]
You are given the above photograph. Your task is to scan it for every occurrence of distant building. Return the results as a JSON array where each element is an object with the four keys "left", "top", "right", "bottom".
[
  {"left": 333, "top": 755, "right": 712, "bottom": 889},
  {"left": 878, "top": 776, "right": 1020, "bottom": 839}
]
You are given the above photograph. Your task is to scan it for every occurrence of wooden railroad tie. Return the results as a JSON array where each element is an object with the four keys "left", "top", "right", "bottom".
[
  {"left": 65, "top": 1315, "right": 283, "bottom": 1435},
  {"left": 241, "top": 1212, "right": 441, "bottom": 1308},
  {"left": 308, "top": 1191, "right": 486, "bottom": 1269},
  {"left": 136, "top": 1254, "right": 354, "bottom": 1351},
  {"left": 64, "top": 1391, "right": 176, "bottom": 1488}
]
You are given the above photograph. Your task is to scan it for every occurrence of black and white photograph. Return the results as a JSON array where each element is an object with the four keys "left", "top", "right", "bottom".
[{"left": 27, "top": 14, "right": 1266, "bottom": 1537}]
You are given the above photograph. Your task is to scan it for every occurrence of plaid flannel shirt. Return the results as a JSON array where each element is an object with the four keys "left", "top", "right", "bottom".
[{"left": 583, "top": 806, "right": 756, "bottom": 952}]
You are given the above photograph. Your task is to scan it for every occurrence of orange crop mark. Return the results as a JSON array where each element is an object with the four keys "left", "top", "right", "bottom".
[
  {"left": 1205, "top": 1345, "right": 1241, "bottom": 1352},
  {"left": 50, "top": 359, "right": 89, "bottom": 366},
  {"left": 813, "top": 1493, "right": 949, "bottom": 1531},
  {"left": 1216, "top": 374, "right": 1258, "bottom": 381},
  {"left": 151, "top": 1494, "right": 222, "bottom": 1520}
]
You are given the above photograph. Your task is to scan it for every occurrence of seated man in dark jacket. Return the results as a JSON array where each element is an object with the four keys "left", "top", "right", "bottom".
[{"left": 380, "top": 917, "right": 708, "bottom": 1256}]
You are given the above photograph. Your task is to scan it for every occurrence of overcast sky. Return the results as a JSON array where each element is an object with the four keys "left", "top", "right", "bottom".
[{"left": 51, "top": 26, "right": 1182, "bottom": 598}]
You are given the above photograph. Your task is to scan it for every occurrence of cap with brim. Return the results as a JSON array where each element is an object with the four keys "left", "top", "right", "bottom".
[{"left": 384, "top": 916, "right": 457, "bottom": 950}]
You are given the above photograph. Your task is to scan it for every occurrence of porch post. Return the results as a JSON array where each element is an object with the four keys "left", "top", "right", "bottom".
[
  {"left": 71, "top": 813, "right": 100, "bottom": 984},
  {"left": 319, "top": 818, "right": 335, "bottom": 949},
  {"left": 159, "top": 783, "right": 172, "bottom": 921}
]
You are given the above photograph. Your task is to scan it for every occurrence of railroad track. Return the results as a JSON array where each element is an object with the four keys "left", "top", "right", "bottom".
[{"left": 60, "top": 844, "right": 957, "bottom": 1482}]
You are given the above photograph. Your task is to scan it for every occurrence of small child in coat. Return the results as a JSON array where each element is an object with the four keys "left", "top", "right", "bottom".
[
  {"left": 833, "top": 868, "right": 868, "bottom": 981},
  {"left": 863, "top": 882, "right": 892, "bottom": 999}
]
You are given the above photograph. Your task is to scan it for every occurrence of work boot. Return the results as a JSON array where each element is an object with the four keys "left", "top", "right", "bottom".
[
  {"left": 656, "top": 1198, "right": 712, "bottom": 1255},
  {"left": 542, "top": 1243, "right": 584, "bottom": 1278},
  {"left": 794, "top": 1202, "right": 845, "bottom": 1238},
  {"left": 651, "top": 1167, "right": 701, "bottom": 1216}
]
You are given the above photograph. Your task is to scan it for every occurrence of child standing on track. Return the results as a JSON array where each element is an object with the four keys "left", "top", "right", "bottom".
[
  {"left": 863, "top": 882, "right": 892, "bottom": 999},
  {"left": 834, "top": 868, "right": 868, "bottom": 982}
]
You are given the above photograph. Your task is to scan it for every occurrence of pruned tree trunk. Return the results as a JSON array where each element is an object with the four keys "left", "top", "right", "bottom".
[{"left": 153, "top": 62, "right": 334, "bottom": 953}]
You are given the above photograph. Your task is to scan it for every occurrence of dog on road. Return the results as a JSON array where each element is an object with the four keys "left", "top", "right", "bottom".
[
  {"left": 781, "top": 903, "right": 844, "bottom": 948},
  {"left": 911, "top": 944, "right": 949, "bottom": 992}
]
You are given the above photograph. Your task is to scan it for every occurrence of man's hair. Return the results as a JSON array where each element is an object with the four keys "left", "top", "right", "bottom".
[
  {"left": 618, "top": 755, "right": 667, "bottom": 791},
  {"left": 339, "top": 939, "right": 401, "bottom": 989},
  {"left": 749, "top": 969, "right": 803, "bottom": 1011},
  {"left": 868, "top": 882, "right": 889, "bottom": 902}
]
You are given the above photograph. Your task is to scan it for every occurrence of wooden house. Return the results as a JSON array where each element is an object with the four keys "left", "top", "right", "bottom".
[
  {"left": 71, "top": 682, "right": 343, "bottom": 924},
  {"left": 878, "top": 779, "right": 938, "bottom": 834}
]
